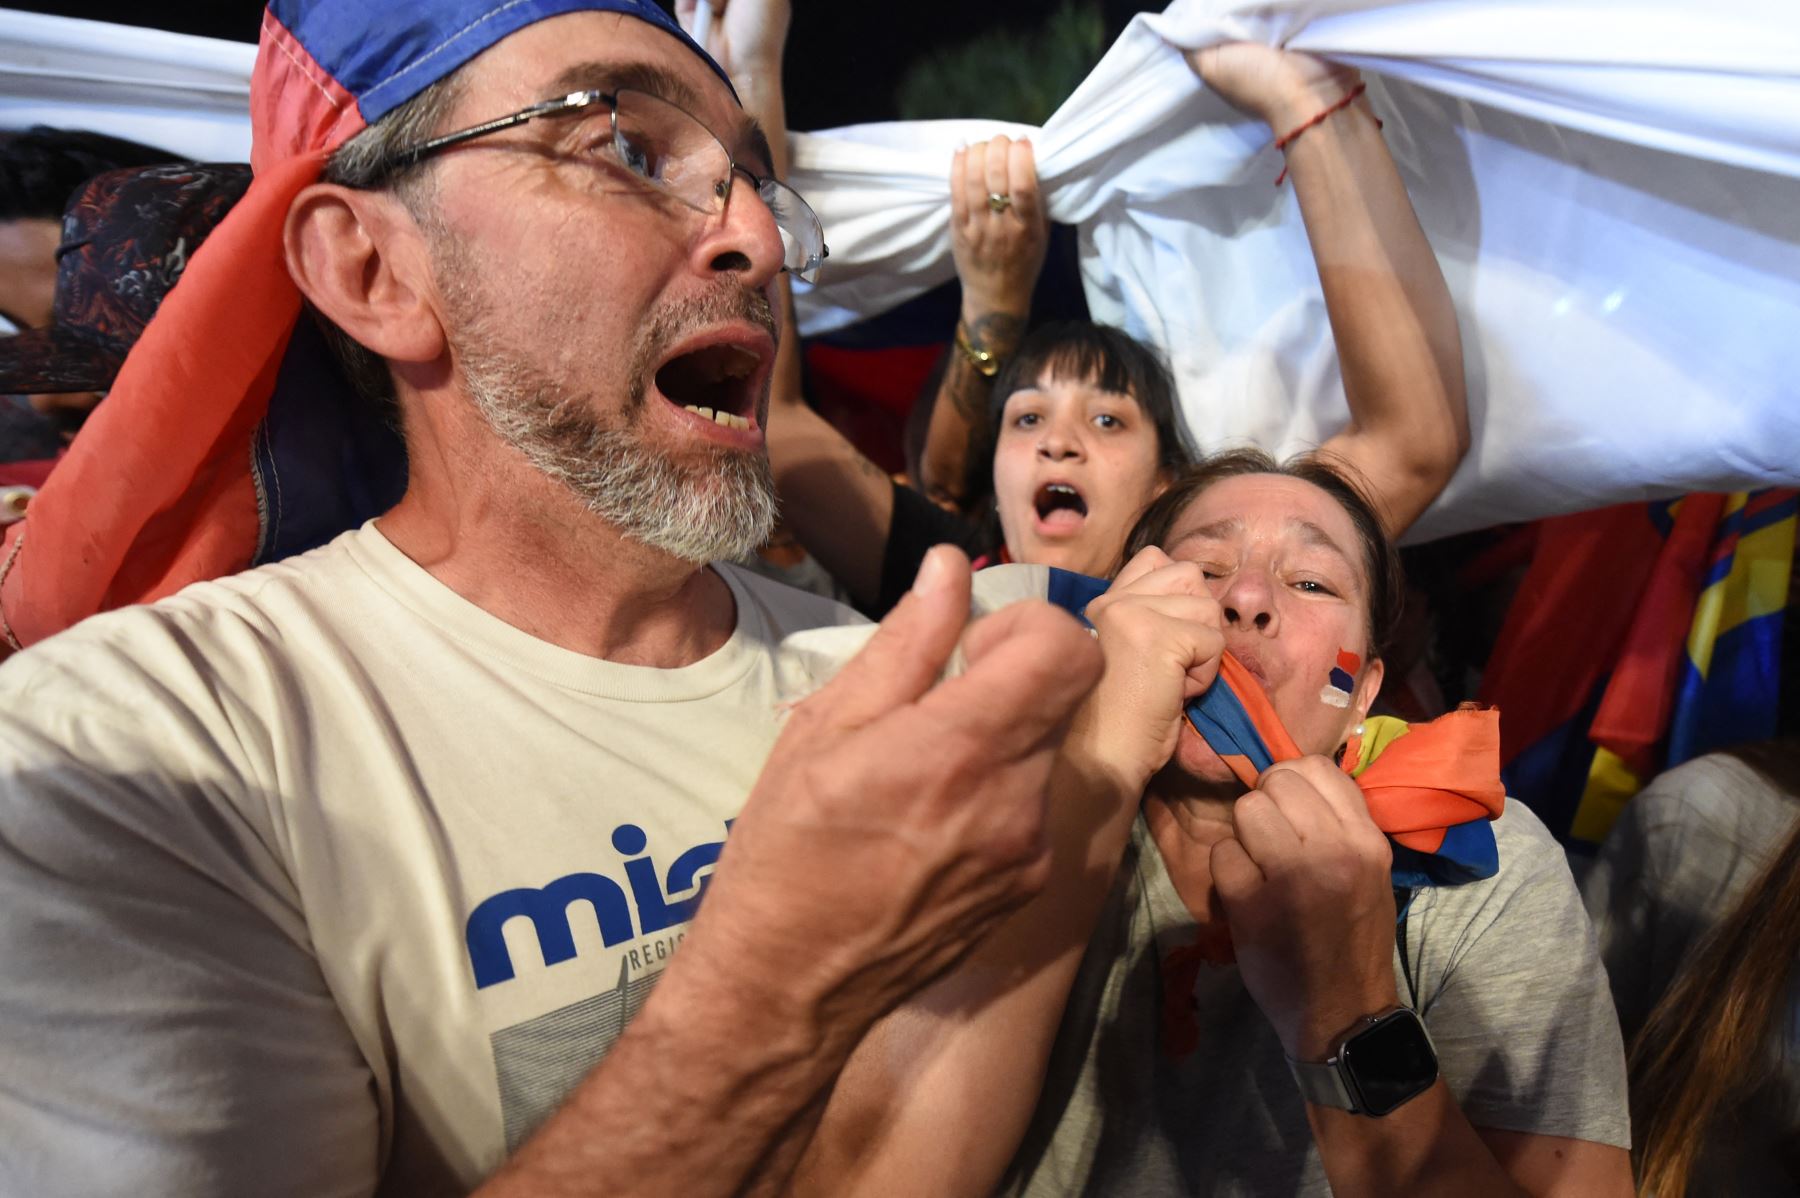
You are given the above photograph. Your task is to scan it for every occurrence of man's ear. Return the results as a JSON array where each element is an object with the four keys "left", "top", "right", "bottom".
[{"left": 283, "top": 183, "right": 445, "bottom": 365}]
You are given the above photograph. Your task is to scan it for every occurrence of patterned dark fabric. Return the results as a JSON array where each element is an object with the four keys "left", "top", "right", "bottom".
[
  {"left": 0, "top": 163, "right": 251, "bottom": 395},
  {"left": 0, "top": 396, "right": 66, "bottom": 464}
]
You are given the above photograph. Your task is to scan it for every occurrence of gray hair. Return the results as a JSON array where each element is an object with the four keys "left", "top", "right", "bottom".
[{"left": 310, "top": 72, "right": 465, "bottom": 411}]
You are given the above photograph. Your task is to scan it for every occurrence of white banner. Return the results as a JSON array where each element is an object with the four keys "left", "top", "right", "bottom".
[
  {"left": 3, "top": 2, "right": 1797, "bottom": 538},
  {"left": 789, "top": 0, "right": 1800, "bottom": 539},
  {"left": 0, "top": 8, "right": 254, "bottom": 161}
]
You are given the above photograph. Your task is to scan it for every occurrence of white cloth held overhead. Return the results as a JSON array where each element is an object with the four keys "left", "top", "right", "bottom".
[
  {"left": 0, "top": 9, "right": 255, "bottom": 162},
  {"left": 790, "top": 0, "right": 1800, "bottom": 538},
  {"left": 1, "top": 3, "right": 1796, "bottom": 537}
]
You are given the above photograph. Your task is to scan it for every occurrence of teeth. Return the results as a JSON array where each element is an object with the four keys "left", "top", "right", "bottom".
[
  {"left": 1047, "top": 484, "right": 1078, "bottom": 496},
  {"left": 682, "top": 405, "right": 750, "bottom": 431}
]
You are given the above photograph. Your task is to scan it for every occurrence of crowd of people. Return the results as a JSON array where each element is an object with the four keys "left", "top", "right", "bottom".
[{"left": 0, "top": 1, "right": 1792, "bottom": 1195}]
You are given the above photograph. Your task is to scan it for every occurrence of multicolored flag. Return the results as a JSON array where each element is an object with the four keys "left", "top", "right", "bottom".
[{"left": 1483, "top": 490, "right": 1796, "bottom": 847}]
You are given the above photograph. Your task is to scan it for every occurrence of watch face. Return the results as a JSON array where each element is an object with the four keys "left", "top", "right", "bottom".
[{"left": 1342, "top": 1009, "right": 1439, "bottom": 1116}]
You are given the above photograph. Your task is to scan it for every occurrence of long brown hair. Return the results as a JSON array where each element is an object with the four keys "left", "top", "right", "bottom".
[{"left": 1628, "top": 738, "right": 1800, "bottom": 1196}]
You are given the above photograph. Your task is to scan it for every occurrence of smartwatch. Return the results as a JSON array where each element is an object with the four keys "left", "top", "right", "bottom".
[{"left": 1285, "top": 1006, "right": 1438, "bottom": 1116}]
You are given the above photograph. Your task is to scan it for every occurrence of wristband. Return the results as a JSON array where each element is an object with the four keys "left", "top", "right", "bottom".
[
  {"left": 1273, "top": 83, "right": 1380, "bottom": 186},
  {"left": 953, "top": 321, "right": 1003, "bottom": 378}
]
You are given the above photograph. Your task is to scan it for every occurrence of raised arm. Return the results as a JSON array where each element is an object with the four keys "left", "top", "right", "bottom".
[
  {"left": 1190, "top": 45, "right": 1468, "bottom": 538},
  {"left": 763, "top": 286, "right": 901, "bottom": 610},
  {"left": 918, "top": 137, "right": 1049, "bottom": 511},
  {"left": 790, "top": 551, "right": 1226, "bottom": 1196}
]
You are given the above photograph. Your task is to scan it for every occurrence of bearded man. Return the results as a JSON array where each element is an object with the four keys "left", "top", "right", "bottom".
[{"left": 0, "top": 3, "right": 1100, "bottom": 1195}]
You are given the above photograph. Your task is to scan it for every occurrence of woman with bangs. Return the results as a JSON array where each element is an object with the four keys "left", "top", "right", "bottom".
[{"left": 768, "top": 40, "right": 1468, "bottom": 615}]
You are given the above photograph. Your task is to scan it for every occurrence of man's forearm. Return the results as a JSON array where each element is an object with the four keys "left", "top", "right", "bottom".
[
  {"left": 476, "top": 927, "right": 859, "bottom": 1197},
  {"left": 786, "top": 746, "right": 1143, "bottom": 1197}
]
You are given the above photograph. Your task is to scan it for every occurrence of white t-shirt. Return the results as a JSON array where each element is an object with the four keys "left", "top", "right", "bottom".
[{"left": 0, "top": 523, "right": 866, "bottom": 1197}]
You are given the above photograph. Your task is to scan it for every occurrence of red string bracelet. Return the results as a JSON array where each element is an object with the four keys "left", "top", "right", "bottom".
[{"left": 1273, "top": 82, "right": 1378, "bottom": 186}]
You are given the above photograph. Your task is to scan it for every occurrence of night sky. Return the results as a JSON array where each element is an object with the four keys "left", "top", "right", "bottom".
[{"left": 15, "top": 1, "right": 1158, "bottom": 130}]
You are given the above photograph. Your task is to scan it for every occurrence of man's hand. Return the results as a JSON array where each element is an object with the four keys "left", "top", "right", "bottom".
[
  {"left": 1186, "top": 41, "right": 1362, "bottom": 136},
  {"left": 692, "top": 545, "right": 1103, "bottom": 1026},
  {"left": 674, "top": 0, "right": 789, "bottom": 80},
  {"left": 1211, "top": 755, "right": 1400, "bottom": 1060},
  {"left": 1073, "top": 547, "right": 1223, "bottom": 793},
  {"left": 950, "top": 136, "right": 1048, "bottom": 349},
  {"left": 482, "top": 549, "right": 1096, "bottom": 1196}
]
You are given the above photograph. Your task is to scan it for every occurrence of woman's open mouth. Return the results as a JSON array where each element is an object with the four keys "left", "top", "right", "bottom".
[{"left": 1033, "top": 481, "right": 1089, "bottom": 534}]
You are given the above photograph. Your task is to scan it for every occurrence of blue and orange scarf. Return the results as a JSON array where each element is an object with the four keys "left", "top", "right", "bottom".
[{"left": 1045, "top": 568, "right": 1505, "bottom": 887}]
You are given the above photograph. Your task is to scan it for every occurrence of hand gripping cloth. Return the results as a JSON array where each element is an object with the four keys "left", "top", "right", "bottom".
[
  {"left": 1047, "top": 568, "right": 1505, "bottom": 889},
  {"left": 0, "top": 0, "right": 729, "bottom": 652}
]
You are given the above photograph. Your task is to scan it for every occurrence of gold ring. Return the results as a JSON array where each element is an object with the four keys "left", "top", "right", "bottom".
[{"left": 987, "top": 192, "right": 1012, "bottom": 213}]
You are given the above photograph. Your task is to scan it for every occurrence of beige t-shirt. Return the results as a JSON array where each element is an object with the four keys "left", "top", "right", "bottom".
[{"left": 0, "top": 523, "right": 866, "bottom": 1197}]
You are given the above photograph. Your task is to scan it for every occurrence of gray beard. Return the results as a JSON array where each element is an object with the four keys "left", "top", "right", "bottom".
[{"left": 441, "top": 256, "right": 778, "bottom": 566}]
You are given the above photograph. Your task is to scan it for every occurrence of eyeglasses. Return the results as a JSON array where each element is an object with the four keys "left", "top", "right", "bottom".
[{"left": 374, "top": 87, "right": 828, "bottom": 283}]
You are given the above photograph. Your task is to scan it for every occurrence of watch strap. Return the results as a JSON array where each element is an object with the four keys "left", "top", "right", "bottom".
[{"left": 1286, "top": 1051, "right": 1360, "bottom": 1112}]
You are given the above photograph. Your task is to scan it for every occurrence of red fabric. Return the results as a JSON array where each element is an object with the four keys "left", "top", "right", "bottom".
[
  {"left": 0, "top": 154, "right": 324, "bottom": 647},
  {"left": 1160, "top": 927, "right": 1236, "bottom": 1057},
  {"left": 1453, "top": 523, "right": 1535, "bottom": 592},
  {"left": 1479, "top": 505, "right": 1667, "bottom": 764},
  {"left": 251, "top": 9, "right": 366, "bottom": 169},
  {"left": 804, "top": 342, "right": 940, "bottom": 475},
  {"left": 0, "top": 458, "right": 59, "bottom": 488},
  {"left": 1587, "top": 493, "right": 1725, "bottom": 768},
  {"left": 0, "top": 11, "right": 366, "bottom": 652}
]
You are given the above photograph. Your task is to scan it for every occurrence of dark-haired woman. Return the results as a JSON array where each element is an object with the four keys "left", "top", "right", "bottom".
[
  {"left": 1583, "top": 741, "right": 1800, "bottom": 1196},
  {"left": 767, "top": 40, "right": 1467, "bottom": 616}
]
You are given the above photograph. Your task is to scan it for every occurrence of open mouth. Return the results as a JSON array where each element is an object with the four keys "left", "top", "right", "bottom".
[
  {"left": 654, "top": 342, "right": 763, "bottom": 431},
  {"left": 1034, "top": 481, "right": 1089, "bottom": 529}
]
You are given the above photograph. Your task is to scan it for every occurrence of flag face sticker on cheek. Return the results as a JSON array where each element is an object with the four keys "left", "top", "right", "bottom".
[{"left": 1321, "top": 648, "right": 1360, "bottom": 708}]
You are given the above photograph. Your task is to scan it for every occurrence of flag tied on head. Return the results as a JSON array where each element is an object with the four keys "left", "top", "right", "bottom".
[{"left": 0, "top": 0, "right": 730, "bottom": 652}]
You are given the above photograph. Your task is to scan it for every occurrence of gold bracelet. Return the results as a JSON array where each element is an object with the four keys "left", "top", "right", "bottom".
[{"left": 954, "top": 321, "right": 1002, "bottom": 378}]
